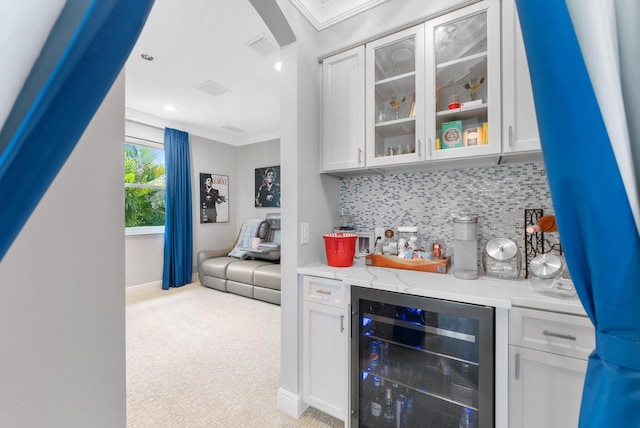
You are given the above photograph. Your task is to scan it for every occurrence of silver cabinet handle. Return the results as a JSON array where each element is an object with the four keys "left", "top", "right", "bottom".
[
  {"left": 340, "top": 315, "right": 345, "bottom": 332},
  {"left": 428, "top": 137, "right": 432, "bottom": 156},
  {"left": 515, "top": 353, "right": 520, "bottom": 379},
  {"left": 543, "top": 330, "right": 577, "bottom": 341},
  {"left": 358, "top": 148, "right": 362, "bottom": 164},
  {"left": 315, "top": 289, "right": 332, "bottom": 295},
  {"left": 509, "top": 125, "right": 514, "bottom": 148},
  {"left": 417, "top": 139, "right": 422, "bottom": 157}
]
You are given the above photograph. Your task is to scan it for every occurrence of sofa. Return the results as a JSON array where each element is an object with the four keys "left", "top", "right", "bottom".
[{"left": 197, "top": 217, "right": 281, "bottom": 305}]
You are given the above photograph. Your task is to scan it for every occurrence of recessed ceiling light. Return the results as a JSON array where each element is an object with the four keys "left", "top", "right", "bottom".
[
  {"left": 141, "top": 53, "right": 154, "bottom": 61},
  {"left": 274, "top": 61, "right": 282, "bottom": 71},
  {"left": 163, "top": 105, "right": 176, "bottom": 112}
]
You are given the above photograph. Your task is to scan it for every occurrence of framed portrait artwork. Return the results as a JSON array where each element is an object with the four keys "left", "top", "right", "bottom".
[
  {"left": 356, "top": 232, "right": 374, "bottom": 257},
  {"left": 255, "top": 165, "right": 281, "bottom": 208},
  {"left": 200, "top": 173, "right": 229, "bottom": 223}
]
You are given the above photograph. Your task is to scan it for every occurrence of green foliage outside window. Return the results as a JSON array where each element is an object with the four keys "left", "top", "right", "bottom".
[{"left": 125, "top": 143, "right": 166, "bottom": 227}]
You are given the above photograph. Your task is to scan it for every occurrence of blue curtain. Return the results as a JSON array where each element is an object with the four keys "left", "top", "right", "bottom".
[
  {"left": 0, "top": 0, "right": 154, "bottom": 261},
  {"left": 515, "top": 0, "right": 640, "bottom": 426},
  {"left": 162, "top": 128, "right": 193, "bottom": 289}
]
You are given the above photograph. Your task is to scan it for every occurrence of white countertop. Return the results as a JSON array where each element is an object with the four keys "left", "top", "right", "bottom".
[{"left": 298, "top": 259, "right": 587, "bottom": 316}]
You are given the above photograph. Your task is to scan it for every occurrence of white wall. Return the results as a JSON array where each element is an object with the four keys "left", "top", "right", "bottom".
[
  {"left": 0, "top": 74, "right": 126, "bottom": 426},
  {"left": 236, "top": 139, "right": 281, "bottom": 222},
  {"left": 190, "top": 133, "right": 239, "bottom": 254}
]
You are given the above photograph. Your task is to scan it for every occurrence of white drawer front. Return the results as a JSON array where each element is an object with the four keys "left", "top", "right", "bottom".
[
  {"left": 509, "top": 307, "right": 595, "bottom": 360},
  {"left": 302, "top": 276, "right": 346, "bottom": 307}
]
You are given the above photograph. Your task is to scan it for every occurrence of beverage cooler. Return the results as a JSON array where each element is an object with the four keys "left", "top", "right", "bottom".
[{"left": 351, "top": 287, "right": 494, "bottom": 428}]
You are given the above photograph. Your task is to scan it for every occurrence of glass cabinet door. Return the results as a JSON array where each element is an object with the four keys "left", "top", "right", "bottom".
[
  {"left": 366, "top": 26, "right": 425, "bottom": 167},
  {"left": 351, "top": 287, "right": 494, "bottom": 428},
  {"left": 425, "top": 1, "right": 501, "bottom": 161}
]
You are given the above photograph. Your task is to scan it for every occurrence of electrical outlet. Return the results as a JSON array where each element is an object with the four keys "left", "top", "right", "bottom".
[{"left": 375, "top": 227, "right": 386, "bottom": 243}]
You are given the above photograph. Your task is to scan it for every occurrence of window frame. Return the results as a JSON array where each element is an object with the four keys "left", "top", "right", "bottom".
[{"left": 124, "top": 136, "right": 165, "bottom": 236}]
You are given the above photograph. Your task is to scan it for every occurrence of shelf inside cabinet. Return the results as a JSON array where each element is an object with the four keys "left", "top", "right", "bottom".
[
  {"left": 374, "top": 117, "right": 416, "bottom": 138},
  {"left": 436, "top": 104, "right": 487, "bottom": 119},
  {"left": 375, "top": 73, "right": 415, "bottom": 105}
]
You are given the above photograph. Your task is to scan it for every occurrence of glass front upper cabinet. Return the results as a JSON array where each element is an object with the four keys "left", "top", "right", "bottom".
[
  {"left": 366, "top": 26, "right": 425, "bottom": 167},
  {"left": 425, "top": 1, "right": 501, "bottom": 161}
]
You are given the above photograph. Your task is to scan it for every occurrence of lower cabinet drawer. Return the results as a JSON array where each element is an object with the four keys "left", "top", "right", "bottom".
[
  {"left": 509, "top": 307, "right": 594, "bottom": 360},
  {"left": 302, "top": 276, "right": 346, "bottom": 307}
]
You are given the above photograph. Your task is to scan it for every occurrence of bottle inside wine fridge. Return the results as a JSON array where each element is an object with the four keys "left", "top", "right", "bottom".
[{"left": 351, "top": 287, "right": 494, "bottom": 428}]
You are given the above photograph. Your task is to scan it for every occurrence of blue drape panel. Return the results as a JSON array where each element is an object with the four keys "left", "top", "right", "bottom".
[
  {"left": 515, "top": 0, "right": 640, "bottom": 426},
  {"left": 162, "top": 128, "right": 193, "bottom": 289},
  {"left": 0, "top": 0, "right": 154, "bottom": 261}
]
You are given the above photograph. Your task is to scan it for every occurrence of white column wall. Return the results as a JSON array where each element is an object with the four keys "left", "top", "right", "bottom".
[{"left": 0, "top": 74, "right": 126, "bottom": 427}]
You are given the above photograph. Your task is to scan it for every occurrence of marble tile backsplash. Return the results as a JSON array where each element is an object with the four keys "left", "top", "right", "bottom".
[{"left": 339, "top": 162, "right": 556, "bottom": 276}]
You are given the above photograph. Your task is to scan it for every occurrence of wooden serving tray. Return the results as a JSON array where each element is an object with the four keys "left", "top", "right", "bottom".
[{"left": 365, "top": 254, "right": 451, "bottom": 274}]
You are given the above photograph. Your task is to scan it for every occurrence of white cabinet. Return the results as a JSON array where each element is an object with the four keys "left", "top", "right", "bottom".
[
  {"left": 365, "top": 25, "right": 425, "bottom": 167},
  {"left": 322, "top": 46, "right": 366, "bottom": 172},
  {"left": 301, "top": 275, "right": 350, "bottom": 422},
  {"left": 426, "top": 0, "right": 502, "bottom": 161},
  {"left": 508, "top": 307, "right": 594, "bottom": 428},
  {"left": 501, "top": 0, "right": 541, "bottom": 154}
]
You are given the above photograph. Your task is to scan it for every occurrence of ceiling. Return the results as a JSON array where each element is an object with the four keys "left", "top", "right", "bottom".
[
  {"left": 125, "top": 0, "right": 281, "bottom": 146},
  {"left": 125, "top": 0, "right": 388, "bottom": 146}
]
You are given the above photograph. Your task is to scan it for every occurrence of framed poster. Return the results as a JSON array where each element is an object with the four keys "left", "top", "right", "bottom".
[
  {"left": 200, "top": 173, "right": 229, "bottom": 223},
  {"left": 356, "top": 232, "right": 374, "bottom": 257},
  {"left": 255, "top": 165, "right": 281, "bottom": 208}
]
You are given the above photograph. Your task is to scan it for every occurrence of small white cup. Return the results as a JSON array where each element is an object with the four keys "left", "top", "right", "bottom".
[{"left": 251, "top": 237, "right": 261, "bottom": 249}]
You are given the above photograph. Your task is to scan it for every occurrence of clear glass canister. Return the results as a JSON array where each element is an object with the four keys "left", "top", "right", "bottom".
[{"left": 397, "top": 226, "right": 419, "bottom": 250}]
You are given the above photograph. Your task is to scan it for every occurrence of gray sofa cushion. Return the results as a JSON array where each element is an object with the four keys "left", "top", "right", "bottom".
[
  {"left": 226, "top": 260, "right": 272, "bottom": 284},
  {"left": 254, "top": 287, "right": 280, "bottom": 305},
  {"left": 200, "top": 276, "right": 227, "bottom": 292},
  {"left": 201, "top": 257, "right": 239, "bottom": 278},
  {"left": 226, "top": 281, "right": 254, "bottom": 298},
  {"left": 254, "top": 264, "right": 281, "bottom": 291}
]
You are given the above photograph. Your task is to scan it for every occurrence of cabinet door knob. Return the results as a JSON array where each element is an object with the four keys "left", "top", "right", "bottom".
[{"left": 543, "top": 330, "right": 577, "bottom": 341}]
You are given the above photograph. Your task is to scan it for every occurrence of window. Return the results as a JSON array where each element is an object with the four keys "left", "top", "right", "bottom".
[{"left": 124, "top": 138, "right": 165, "bottom": 235}]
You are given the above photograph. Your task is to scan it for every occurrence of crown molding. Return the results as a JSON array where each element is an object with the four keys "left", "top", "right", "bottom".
[{"left": 289, "top": 0, "right": 390, "bottom": 30}]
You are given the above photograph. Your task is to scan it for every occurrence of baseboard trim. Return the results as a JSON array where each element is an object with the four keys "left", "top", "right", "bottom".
[
  {"left": 277, "top": 387, "right": 308, "bottom": 418},
  {"left": 126, "top": 280, "right": 163, "bottom": 296}
]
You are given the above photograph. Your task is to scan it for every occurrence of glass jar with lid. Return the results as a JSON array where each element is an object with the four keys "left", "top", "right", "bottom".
[{"left": 397, "top": 226, "right": 419, "bottom": 250}]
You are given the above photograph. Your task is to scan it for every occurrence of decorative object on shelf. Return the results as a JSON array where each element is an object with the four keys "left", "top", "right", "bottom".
[
  {"left": 390, "top": 95, "right": 406, "bottom": 120},
  {"left": 463, "top": 77, "right": 485, "bottom": 101},
  {"left": 408, "top": 93, "right": 416, "bottom": 117},
  {"left": 524, "top": 209, "right": 563, "bottom": 279},
  {"left": 448, "top": 94, "right": 461, "bottom": 110}
]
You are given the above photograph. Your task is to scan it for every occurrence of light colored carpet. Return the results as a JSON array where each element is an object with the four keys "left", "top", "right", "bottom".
[{"left": 126, "top": 282, "right": 344, "bottom": 428}]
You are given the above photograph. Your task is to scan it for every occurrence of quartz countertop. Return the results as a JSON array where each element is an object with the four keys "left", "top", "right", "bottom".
[{"left": 298, "top": 258, "right": 587, "bottom": 316}]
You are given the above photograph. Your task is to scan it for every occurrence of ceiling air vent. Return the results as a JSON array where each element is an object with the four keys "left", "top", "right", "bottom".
[
  {"left": 245, "top": 33, "right": 278, "bottom": 56},
  {"left": 222, "top": 125, "right": 245, "bottom": 133},
  {"left": 194, "top": 80, "right": 229, "bottom": 97}
]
